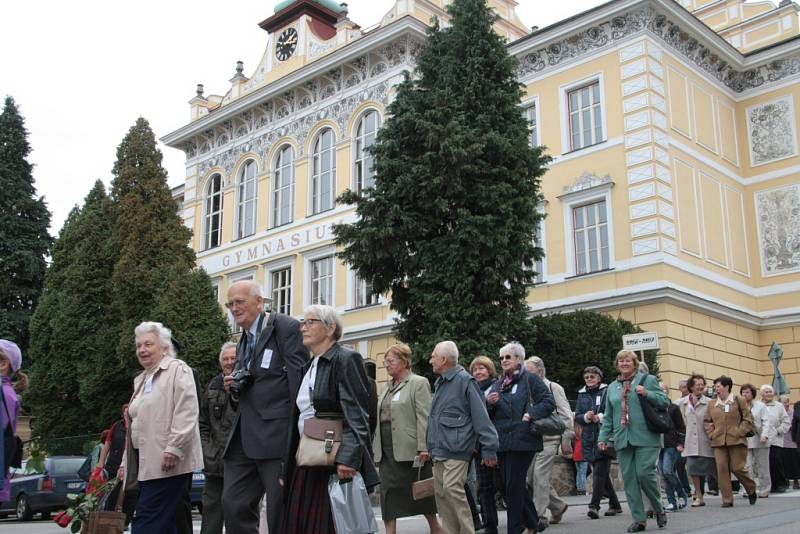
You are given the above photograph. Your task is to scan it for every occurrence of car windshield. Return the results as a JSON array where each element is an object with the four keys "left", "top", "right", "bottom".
[{"left": 50, "top": 458, "right": 87, "bottom": 475}]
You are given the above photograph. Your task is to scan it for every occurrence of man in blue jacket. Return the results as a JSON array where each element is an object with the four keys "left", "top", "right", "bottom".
[{"left": 421, "top": 340, "right": 498, "bottom": 534}]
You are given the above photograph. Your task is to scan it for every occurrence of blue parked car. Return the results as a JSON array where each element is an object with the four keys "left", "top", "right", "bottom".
[{"left": 0, "top": 456, "right": 87, "bottom": 520}]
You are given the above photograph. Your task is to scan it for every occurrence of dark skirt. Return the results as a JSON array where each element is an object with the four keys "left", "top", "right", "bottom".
[
  {"left": 379, "top": 422, "right": 436, "bottom": 520},
  {"left": 780, "top": 447, "right": 800, "bottom": 480},
  {"left": 284, "top": 466, "right": 336, "bottom": 534}
]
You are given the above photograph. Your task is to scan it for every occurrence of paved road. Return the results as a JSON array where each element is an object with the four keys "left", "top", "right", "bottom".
[{"left": 2, "top": 490, "right": 799, "bottom": 533}]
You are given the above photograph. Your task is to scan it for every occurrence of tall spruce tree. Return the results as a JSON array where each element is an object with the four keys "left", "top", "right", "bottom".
[
  {"left": 109, "top": 118, "right": 227, "bottom": 387},
  {"left": 0, "top": 96, "right": 52, "bottom": 354},
  {"left": 27, "top": 182, "right": 119, "bottom": 452},
  {"left": 334, "top": 0, "right": 548, "bottom": 369}
]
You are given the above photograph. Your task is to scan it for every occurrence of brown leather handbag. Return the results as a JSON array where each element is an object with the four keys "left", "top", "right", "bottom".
[
  {"left": 412, "top": 466, "right": 434, "bottom": 501},
  {"left": 296, "top": 417, "right": 343, "bottom": 467}
]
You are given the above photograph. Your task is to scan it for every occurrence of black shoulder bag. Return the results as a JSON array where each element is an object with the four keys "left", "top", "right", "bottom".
[
  {"left": 3, "top": 395, "right": 22, "bottom": 469},
  {"left": 637, "top": 374, "right": 673, "bottom": 434}
]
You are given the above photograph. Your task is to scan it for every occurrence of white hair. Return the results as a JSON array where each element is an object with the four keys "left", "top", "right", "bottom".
[
  {"left": 218, "top": 341, "right": 238, "bottom": 363},
  {"left": 230, "top": 279, "right": 263, "bottom": 298},
  {"left": 760, "top": 384, "right": 774, "bottom": 395},
  {"left": 303, "top": 305, "right": 343, "bottom": 341},
  {"left": 435, "top": 341, "right": 459, "bottom": 364},
  {"left": 526, "top": 355, "right": 545, "bottom": 375},
  {"left": 499, "top": 342, "right": 525, "bottom": 360},
  {"left": 134, "top": 321, "right": 175, "bottom": 359},
  {"left": 779, "top": 394, "right": 791, "bottom": 404}
]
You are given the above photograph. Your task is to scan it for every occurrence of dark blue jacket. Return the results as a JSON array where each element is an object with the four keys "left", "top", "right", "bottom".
[
  {"left": 489, "top": 370, "right": 555, "bottom": 453},
  {"left": 575, "top": 383, "right": 607, "bottom": 462}
]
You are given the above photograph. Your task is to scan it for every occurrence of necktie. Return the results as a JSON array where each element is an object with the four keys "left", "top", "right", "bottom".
[{"left": 244, "top": 331, "right": 256, "bottom": 369}]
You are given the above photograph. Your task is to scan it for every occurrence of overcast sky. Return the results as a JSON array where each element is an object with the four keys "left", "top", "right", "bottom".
[{"left": 1, "top": 0, "right": 604, "bottom": 233}]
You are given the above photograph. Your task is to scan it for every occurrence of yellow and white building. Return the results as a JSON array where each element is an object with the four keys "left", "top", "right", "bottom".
[{"left": 163, "top": 0, "right": 800, "bottom": 393}]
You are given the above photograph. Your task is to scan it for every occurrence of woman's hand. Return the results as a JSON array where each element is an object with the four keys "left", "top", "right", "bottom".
[
  {"left": 161, "top": 452, "right": 179, "bottom": 472},
  {"left": 761, "top": 436, "right": 768, "bottom": 444},
  {"left": 337, "top": 464, "right": 356, "bottom": 480},
  {"left": 635, "top": 385, "right": 647, "bottom": 397},
  {"left": 418, "top": 451, "right": 430, "bottom": 463},
  {"left": 522, "top": 413, "right": 531, "bottom": 422},
  {"left": 598, "top": 441, "right": 606, "bottom": 451},
  {"left": 117, "top": 466, "right": 124, "bottom": 480},
  {"left": 487, "top": 392, "right": 499, "bottom": 405}
]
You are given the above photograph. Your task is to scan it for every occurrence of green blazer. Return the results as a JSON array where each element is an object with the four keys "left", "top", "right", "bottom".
[
  {"left": 598, "top": 372, "right": 668, "bottom": 449},
  {"left": 372, "top": 372, "right": 432, "bottom": 463}
]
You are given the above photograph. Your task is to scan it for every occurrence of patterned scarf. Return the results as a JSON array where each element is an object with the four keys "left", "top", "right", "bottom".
[
  {"left": 617, "top": 371, "right": 637, "bottom": 427},
  {"left": 500, "top": 364, "right": 522, "bottom": 393}
]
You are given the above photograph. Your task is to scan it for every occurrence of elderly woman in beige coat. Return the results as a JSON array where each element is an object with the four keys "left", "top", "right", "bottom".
[
  {"left": 122, "top": 321, "right": 203, "bottom": 534},
  {"left": 677, "top": 373, "right": 716, "bottom": 507},
  {"left": 373, "top": 343, "right": 443, "bottom": 534}
]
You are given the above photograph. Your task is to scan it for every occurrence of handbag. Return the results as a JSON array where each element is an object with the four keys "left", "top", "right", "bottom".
[
  {"left": 411, "top": 465, "right": 434, "bottom": 501},
  {"left": 637, "top": 375, "right": 673, "bottom": 434},
  {"left": 295, "top": 417, "right": 343, "bottom": 467},
  {"left": 526, "top": 377, "right": 566, "bottom": 437},
  {"left": 81, "top": 479, "right": 126, "bottom": 534}
]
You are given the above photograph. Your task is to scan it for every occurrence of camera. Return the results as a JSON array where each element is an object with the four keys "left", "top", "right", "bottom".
[{"left": 229, "top": 368, "right": 254, "bottom": 400}]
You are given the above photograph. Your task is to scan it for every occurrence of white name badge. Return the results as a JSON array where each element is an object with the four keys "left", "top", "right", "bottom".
[
  {"left": 596, "top": 396, "right": 602, "bottom": 406},
  {"left": 511, "top": 384, "right": 518, "bottom": 394},
  {"left": 144, "top": 375, "right": 154, "bottom": 394},
  {"left": 392, "top": 391, "right": 402, "bottom": 402},
  {"left": 724, "top": 404, "right": 730, "bottom": 413},
  {"left": 260, "top": 349, "right": 273, "bottom": 369}
]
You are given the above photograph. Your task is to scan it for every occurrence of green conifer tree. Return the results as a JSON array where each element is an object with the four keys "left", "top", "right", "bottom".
[
  {"left": 334, "top": 0, "right": 548, "bottom": 369},
  {"left": 0, "top": 96, "right": 52, "bottom": 354},
  {"left": 27, "top": 181, "right": 118, "bottom": 452},
  {"left": 109, "top": 118, "right": 227, "bottom": 385}
]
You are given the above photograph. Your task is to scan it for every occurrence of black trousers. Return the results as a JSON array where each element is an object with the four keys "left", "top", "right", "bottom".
[
  {"left": 175, "top": 476, "right": 193, "bottom": 534},
  {"left": 132, "top": 473, "right": 191, "bottom": 534},
  {"left": 589, "top": 456, "right": 621, "bottom": 510},
  {"left": 200, "top": 475, "right": 224, "bottom": 534},
  {"left": 476, "top": 459, "right": 498, "bottom": 533},
  {"left": 499, "top": 451, "right": 539, "bottom": 534},
  {"left": 770, "top": 445, "right": 788, "bottom": 491}
]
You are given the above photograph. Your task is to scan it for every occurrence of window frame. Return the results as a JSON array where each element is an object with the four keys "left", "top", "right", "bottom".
[
  {"left": 560, "top": 74, "right": 607, "bottom": 154},
  {"left": 203, "top": 173, "right": 224, "bottom": 251},
  {"left": 264, "top": 257, "right": 294, "bottom": 316},
  {"left": 353, "top": 109, "right": 381, "bottom": 195},
  {"left": 235, "top": 159, "right": 258, "bottom": 239},
  {"left": 272, "top": 145, "right": 295, "bottom": 228},
  {"left": 522, "top": 96, "right": 540, "bottom": 147},
  {"left": 560, "top": 182, "right": 615, "bottom": 278},
  {"left": 310, "top": 128, "right": 336, "bottom": 215}
]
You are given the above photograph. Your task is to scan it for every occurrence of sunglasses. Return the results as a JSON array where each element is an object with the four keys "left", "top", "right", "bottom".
[{"left": 500, "top": 354, "right": 515, "bottom": 361}]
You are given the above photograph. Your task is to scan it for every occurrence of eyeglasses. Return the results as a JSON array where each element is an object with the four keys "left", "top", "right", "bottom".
[
  {"left": 299, "top": 318, "right": 324, "bottom": 327},
  {"left": 224, "top": 298, "right": 248, "bottom": 309},
  {"left": 500, "top": 354, "right": 515, "bottom": 361},
  {"left": 383, "top": 357, "right": 398, "bottom": 365},
  {"left": 584, "top": 374, "right": 599, "bottom": 380}
]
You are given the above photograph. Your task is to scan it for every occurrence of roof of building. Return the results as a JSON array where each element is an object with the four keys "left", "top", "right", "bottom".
[{"left": 274, "top": 0, "right": 346, "bottom": 15}]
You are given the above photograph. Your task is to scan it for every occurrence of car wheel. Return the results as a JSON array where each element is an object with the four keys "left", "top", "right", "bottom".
[{"left": 16, "top": 494, "right": 33, "bottom": 521}]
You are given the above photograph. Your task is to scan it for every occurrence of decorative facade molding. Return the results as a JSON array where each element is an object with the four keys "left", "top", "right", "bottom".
[
  {"left": 560, "top": 171, "right": 614, "bottom": 197},
  {"left": 755, "top": 183, "right": 800, "bottom": 277},
  {"left": 746, "top": 95, "right": 798, "bottom": 166},
  {"left": 515, "top": 5, "right": 800, "bottom": 94}
]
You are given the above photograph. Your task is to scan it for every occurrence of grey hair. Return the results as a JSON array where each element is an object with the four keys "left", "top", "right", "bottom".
[
  {"left": 526, "top": 355, "right": 545, "bottom": 375},
  {"left": 435, "top": 341, "right": 459, "bottom": 364},
  {"left": 638, "top": 360, "right": 650, "bottom": 374},
  {"left": 499, "top": 342, "right": 525, "bottom": 360},
  {"left": 779, "top": 394, "right": 791, "bottom": 403},
  {"left": 134, "top": 321, "right": 175, "bottom": 359},
  {"left": 304, "top": 305, "right": 343, "bottom": 341},
  {"left": 218, "top": 341, "right": 238, "bottom": 363},
  {"left": 230, "top": 279, "right": 263, "bottom": 298},
  {"left": 760, "top": 384, "right": 774, "bottom": 395}
]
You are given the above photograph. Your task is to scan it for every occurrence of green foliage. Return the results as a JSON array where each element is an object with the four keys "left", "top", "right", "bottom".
[
  {"left": 27, "top": 119, "right": 228, "bottom": 453},
  {"left": 531, "top": 310, "right": 660, "bottom": 401},
  {"left": 334, "top": 0, "right": 548, "bottom": 372},
  {"left": 0, "top": 96, "right": 52, "bottom": 354}
]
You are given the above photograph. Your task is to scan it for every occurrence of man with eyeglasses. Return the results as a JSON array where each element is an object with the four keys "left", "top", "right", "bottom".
[{"left": 221, "top": 280, "right": 308, "bottom": 534}]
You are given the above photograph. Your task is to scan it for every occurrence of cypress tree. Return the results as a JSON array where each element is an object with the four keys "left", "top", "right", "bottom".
[
  {"left": 334, "top": 0, "right": 548, "bottom": 369},
  {"left": 27, "top": 181, "right": 118, "bottom": 452},
  {"left": 109, "top": 118, "right": 227, "bottom": 384},
  {"left": 0, "top": 96, "right": 52, "bottom": 354}
]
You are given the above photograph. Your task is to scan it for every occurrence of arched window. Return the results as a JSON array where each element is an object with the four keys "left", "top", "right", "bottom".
[
  {"left": 204, "top": 174, "right": 223, "bottom": 250},
  {"left": 311, "top": 129, "right": 335, "bottom": 214},
  {"left": 236, "top": 160, "right": 257, "bottom": 238},
  {"left": 272, "top": 146, "right": 294, "bottom": 227},
  {"left": 355, "top": 110, "right": 380, "bottom": 194}
]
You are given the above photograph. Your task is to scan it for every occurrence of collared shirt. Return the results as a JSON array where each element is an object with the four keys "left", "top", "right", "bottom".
[
  {"left": 297, "top": 356, "right": 320, "bottom": 435},
  {"left": 715, "top": 394, "right": 734, "bottom": 408}
]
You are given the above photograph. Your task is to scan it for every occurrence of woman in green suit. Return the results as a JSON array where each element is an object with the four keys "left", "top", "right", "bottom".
[
  {"left": 598, "top": 350, "right": 669, "bottom": 532},
  {"left": 373, "top": 343, "right": 443, "bottom": 534}
]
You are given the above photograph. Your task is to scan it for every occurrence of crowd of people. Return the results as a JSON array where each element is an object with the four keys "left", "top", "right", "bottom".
[{"left": 7, "top": 278, "right": 800, "bottom": 534}]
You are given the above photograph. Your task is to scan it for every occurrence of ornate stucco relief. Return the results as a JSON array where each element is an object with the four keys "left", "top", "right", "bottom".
[
  {"left": 516, "top": 6, "right": 800, "bottom": 94},
  {"left": 756, "top": 184, "right": 800, "bottom": 276},
  {"left": 746, "top": 96, "right": 798, "bottom": 166}
]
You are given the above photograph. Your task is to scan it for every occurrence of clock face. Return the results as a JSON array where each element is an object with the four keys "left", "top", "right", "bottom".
[{"left": 276, "top": 28, "right": 298, "bottom": 61}]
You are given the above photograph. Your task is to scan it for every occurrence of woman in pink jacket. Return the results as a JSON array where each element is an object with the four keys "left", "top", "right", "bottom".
[
  {"left": 0, "top": 340, "right": 23, "bottom": 504},
  {"left": 121, "top": 322, "right": 203, "bottom": 534}
]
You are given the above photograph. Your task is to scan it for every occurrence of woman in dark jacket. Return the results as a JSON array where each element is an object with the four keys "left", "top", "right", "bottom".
[
  {"left": 282, "top": 305, "right": 378, "bottom": 534},
  {"left": 658, "top": 382, "right": 687, "bottom": 511},
  {"left": 487, "top": 342, "right": 555, "bottom": 534},
  {"left": 470, "top": 356, "right": 500, "bottom": 534},
  {"left": 575, "top": 366, "right": 622, "bottom": 519}
]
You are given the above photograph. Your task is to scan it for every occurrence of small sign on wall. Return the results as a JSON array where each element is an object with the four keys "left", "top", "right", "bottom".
[{"left": 623, "top": 332, "right": 660, "bottom": 351}]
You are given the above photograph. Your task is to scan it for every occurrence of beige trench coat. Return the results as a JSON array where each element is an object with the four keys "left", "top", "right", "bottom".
[
  {"left": 678, "top": 394, "right": 714, "bottom": 458},
  {"left": 125, "top": 357, "right": 203, "bottom": 482}
]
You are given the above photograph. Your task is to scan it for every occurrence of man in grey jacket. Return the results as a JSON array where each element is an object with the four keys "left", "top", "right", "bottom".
[{"left": 420, "top": 340, "right": 498, "bottom": 534}]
